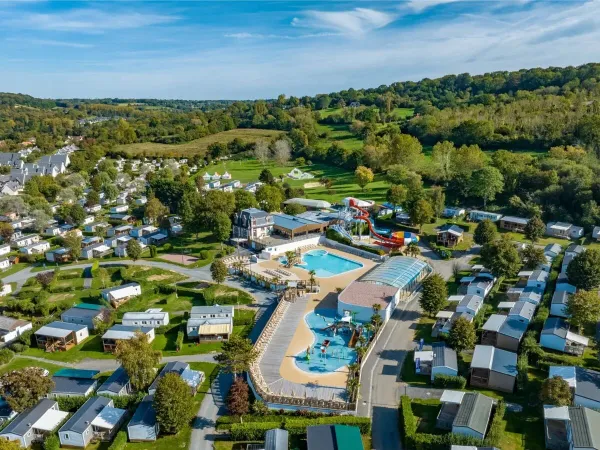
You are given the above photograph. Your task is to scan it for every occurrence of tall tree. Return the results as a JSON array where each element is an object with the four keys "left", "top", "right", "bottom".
[
  {"left": 258, "top": 169, "right": 275, "bottom": 185},
  {"left": 227, "top": 377, "right": 250, "bottom": 417},
  {"left": 0, "top": 222, "right": 13, "bottom": 242},
  {"left": 234, "top": 189, "right": 257, "bottom": 211},
  {"left": 63, "top": 230, "right": 83, "bottom": 261},
  {"left": 273, "top": 140, "right": 291, "bottom": 166},
  {"left": 215, "top": 335, "right": 258, "bottom": 378},
  {"left": 0, "top": 367, "right": 54, "bottom": 412},
  {"left": 480, "top": 235, "right": 521, "bottom": 278},
  {"left": 473, "top": 219, "right": 497, "bottom": 246},
  {"left": 354, "top": 166, "right": 374, "bottom": 191},
  {"left": 210, "top": 259, "right": 228, "bottom": 284},
  {"left": 448, "top": 316, "right": 476, "bottom": 353},
  {"left": 522, "top": 244, "right": 546, "bottom": 270},
  {"left": 469, "top": 166, "right": 504, "bottom": 207},
  {"left": 126, "top": 239, "right": 143, "bottom": 262},
  {"left": 154, "top": 373, "right": 194, "bottom": 434},
  {"left": 114, "top": 332, "right": 161, "bottom": 391},
  {"left": 524, "top": 215, "right": 546, "bottom": 243},
  {"left": 145, "top": 197, "right": 169, "bottom": 224},
  {"left": 567, "top": 249, "right": 600, "bottom": 290},
  {"left": 408, "top": 199, "right": 434, "bottom": 232},
  {"left": 566, "top": 290, "right": 600, "bottom": 332},
  {"left": 212, "top": 212, "right": 231, "bottom": 249},
  {"left": 255, "top": 185, "right": 284, "bottom": 212},
  {"left": 427, "top": 186, "right": 445, "bottom": 218},
  {"left": 419, "top": 273, "right": 448, "bottom": 317},
  {"left": 254, "top": 140, "right": 270, "bottom": 166},
  {"left": 540, "top": 376, "right": 572, "bottom": 406},
  {"left": 386, "top": 184, "right": 408, "bottom": 215}
]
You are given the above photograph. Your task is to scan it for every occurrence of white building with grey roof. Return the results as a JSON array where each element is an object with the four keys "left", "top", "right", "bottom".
[
  {"left": 187, "top": 306, "right": 234, "bottom": 341},
  {"left": 127, "top": 395, "right": 158, "bottom": 442},
  {"left": 122, "top": 309, "right": 169, "bottom": 328},
  {"left": 0, "top": 399, "right": 68, "bottom": 447},
  {"left": 102, "top": 325, "right": 154, "bottom": 352},
  {"left": 437, "top": 390, "right": 494, "bottom": 440},
  {"left": 97, "top": 366, "right": 132, "bottom": 397}
]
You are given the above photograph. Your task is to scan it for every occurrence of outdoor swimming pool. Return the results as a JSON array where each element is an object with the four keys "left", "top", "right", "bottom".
[
  {"left": 294, "top": 308, "right": 359, "bottom": 374},
  {"left": 283, "top": 249, "right": 363, "bottom": 278}
]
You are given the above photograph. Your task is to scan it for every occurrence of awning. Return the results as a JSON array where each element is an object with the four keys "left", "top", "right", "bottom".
[
  {"left": 33, "top": 410, "right": 69, "bottom": 432},
  {"left": 150, "top": 233, "right": 167, "bottom": 240},
  {"left": 93, "top": 245, "right": 111, "bottom": 252},
  {"left": 198, "top": 323, "right": 231, "bottom": 335},
  {"left": 440, "top": 390, "right": 465, "bottom": 405},
  {"left": 91, "top": 407, "right": 126, "bottom": 429}
]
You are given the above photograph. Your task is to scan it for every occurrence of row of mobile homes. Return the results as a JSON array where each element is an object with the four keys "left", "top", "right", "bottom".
[{"left": 0, "top": 399, "right": 68, "bottom": 447}]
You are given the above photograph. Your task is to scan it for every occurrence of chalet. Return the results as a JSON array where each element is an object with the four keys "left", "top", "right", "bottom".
[
  {"left": 80, "top": 243, "right": 112, "bottom": 260},
  {"left": 122, "top": 309, "right": 169, "bottom": 328},
  {"left": 187, "top": 305, "right": 234, "bottom": 341},
  {"left": 436, "top": 224, "right": 464, "bottom": 248},
  {"left": 0, "top": 258, "right": 9, "bottom": 271},
  {"left": 107, "top": 225, "right": 133, "bottom": 238},
  {"left": 130, "top": 225, "right": 157, "bottom": 239},
  {"left": 85, "top": 205, "right": 102, "bottom": 214},
  {"left": 518, "top": 269, "right": 549, "bottom": 291},
  {"left": 544, "top": 243, "right": 562, "bottom": 259},
  {"left": 436, "top": 390, "right": 494, "bottom": 440},
  {"left": 540, "top": 318, "right": 589, "bottom": 356},
  {"left": 518, "top": 286, "right": 544, "bottom": 306},
  {"left": 549, "top": 366, "right": 600, "bottom": 409},
  {"left": 0, "top": 244, "right": 10, "bottom": 256},
  {"left": 82, "top": 216, "right": 95, "bottom": 225},
  {"left": 138, "top": 231, "right": 168, "bottom": 246},
  {"left": 106, "top": 235, "right": 133, "bottom": 248},
  {"left": 565, "top": 243, "right": 585, "bottom": 258},
  {"left": 134, "top": 197, "right": 147, "bottom": 206},
  {"left": 58, "top": 397, "right": 126, "bottom": 448},
  {"left": 114, "top": 241, "right": 146, "bottom": 257},
  {"left": 481, "top": 314, "right": 527, "bottom": 352},
  {"left": 48, "top": 372, "right": 98, "bottom": 399},
  {"left": 81, "top": 236, "right": 103, "bottom": 248},
  {"left": 97, "top": 366, "right": 132, "bottom": 397},
  {"left": 0, "top": 399, "right": 67, "bottom": 448},
  {"left": 413, "top": 342, "right": 458, "bottom": 381},
  {"left": 102, "top": 325, "right": 155, "bottom": 352},
  {"left": 43, "top": 225, "right": 63, "bottom": 237},
  {"left": 61, "top": 304, "right": 108, "bottom": 330},
  {"left": 20, "top": 241, "right": 50, "bottom": 255},
  {"left": 441, "top": 207, "right": 465, "bottom": 218},
  {"left": 110, "top": 205, "right": 128, "bottom": 214},
  {"left": 546, "top": 222, "right": 584, "bottom": 240},
  {"left": 456, "top": 294, "right": 483, "bottom": 317},
  {"left": 101, "top": 283, "right": 141, "bottom": 307},
  {"left": 35, "top": 322, "right": 89, "bottom": 351},
  {"left": 0, "top": 316, "right": 32, "bottom": 343},
  {"left": 10, "top": 234, "right": 40, "bottom": 248},
  {"left": 499, "top": 216, "right": 530, "bottom": 233},
  {"left": 468, "top": 210, "right": 502, "bottom": 222},
  {"left": 306, "top": 425, "right": 363, "bottom": 450},
  {"left": 439, "top": 312, "right": 474, "bottom": 336},
  {"left": 46, "top": 247, "right": 70, "bottom": 263},
  {"left": 508, "top": 301, "right": 536, "bottom": 323},
  {"left": 470, "top": 345, "right": 518, "bottom": 393},
  {"left": 127, "top": 395, "right": 158, "bottom": 442},
  {"left": 459, "top": 276, "right": 494, "bottom": 298},
  {"left": 147, "top": 361, "right": 203, "bottom": 395},
  {"left": 544, "top": 405, "right": 600, "bottom": 450},
  {"left": 244, "top": 181, "right": 263, "bottom": 193}
]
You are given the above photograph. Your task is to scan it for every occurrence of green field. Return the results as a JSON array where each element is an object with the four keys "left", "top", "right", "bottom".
[
  {"left": 0, "top": 356, "right": 65, "bottom": 374},
  {"left": 115, "top": 128, "right": 284, "bottom": 157},
  {"left": 315, "top": 123, "right": 364, "bottom": 152},
  {"left": 198, "top": 159, "right": 294, "bottom": 183},
  {"left": 318, "top": 106, "right": 414, "bottom": 120}
]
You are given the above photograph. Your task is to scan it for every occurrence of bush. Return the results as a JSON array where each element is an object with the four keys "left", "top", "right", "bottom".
[
  {"left": 107, "top": 431, "right": 127, "bottom": 450},
  {"left": 432, "top": 374, "right": 466, "bottom": 389},
  {"left": 43, "top": 435, "right": 60, "bottom": 450},
  {"left": 176, "top": 330, "right": 184, "bottom": 351},
  {"left": 57, "top": 395, "right": 88, "bottom": 412},
  {"left": 9, "top": 343, "right": 28, "bottom": 353},
  {"left": 158, "top": 285, "right": 176, "bottom": 294},
  {"left": 0, "top": 348, "right": 14, "bottom": 364},
  {"left": 149, "top": 245, "right": 158, "bottom": 258},
  {"left": 484, "top": 401, "right": 505, "bottom": 447},
  {"left": 163, "top": 243, "right": 172, "bottom": 251},
  {"left": 199, "top": 250, "right": 209, "bottom": 260},
  {"left": 233, "top": 314, "right": 255, "bottom": 326},
  {"left": 230, "top": 422, "right": 280, "bottom": 441}
]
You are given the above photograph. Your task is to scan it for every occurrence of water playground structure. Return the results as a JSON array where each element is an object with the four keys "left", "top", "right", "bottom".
[{"left": 322, "top": 314, "right": 363, "bottom": 349}]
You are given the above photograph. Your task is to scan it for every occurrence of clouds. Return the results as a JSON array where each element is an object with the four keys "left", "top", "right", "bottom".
[
  {"left": 291, "top": 7, "right": 395, "bottom": 35},
  {"left": 405, "top": 0, "right": 461, "bottom": 13}
]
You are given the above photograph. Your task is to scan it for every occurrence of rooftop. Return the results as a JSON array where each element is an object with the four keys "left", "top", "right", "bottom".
[
  {"left": 97, "top": 366, "right": 130, "bottom": 394},
  {"left": 453, "top": 392, "right": 494, "bottom": 436},
  {"left": 51, "top": 376, "right": 97, "bottom": 395},
  {"left": 360, "top": 256, "right": 431, "bottom": 290},
  {"left": 60, "top": 397, "right": 112, "bottom": 434},
  {"left": 35, "top": 321, "right": 87, "bottom": 338},
  {"left": 338, "top": 281, "right": 399, "bottom": 309},
  {"left": 128, "top": 394, "right": 156, "bottom": 428},
  {"left": 1, "top": 399, "right": 63, "bottom": 436},
  {"left": 471, "top": 345, "right": 517, "bottom": 377}
]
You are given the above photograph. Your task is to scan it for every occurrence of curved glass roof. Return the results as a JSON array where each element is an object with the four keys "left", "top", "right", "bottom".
[{"left": 361, "top": 256, "right": 432, "bottom": 289}]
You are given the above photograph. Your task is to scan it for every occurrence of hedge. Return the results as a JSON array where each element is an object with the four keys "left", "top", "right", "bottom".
[
  {"left": 57, "top": 395, "right": 89, "bottom": 412},
  {"left": 230, "top": 422, "right": 280, "bottom": 441},
  {"left": 483, "top": 401, "right": 505, "bottom": 447},
  {"left": 107, "top": 431, "right": 127, "bottom": 450},
  {"left": 43, "top": 435, "right": 60, "bottom": 450},
  {"left": 431, "top": 374, "right": 466, "bottom": 389}
]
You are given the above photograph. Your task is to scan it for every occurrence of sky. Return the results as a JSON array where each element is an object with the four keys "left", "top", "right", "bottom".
[{"left": 1, "top": 0, "right": 600, "bottom": 100}]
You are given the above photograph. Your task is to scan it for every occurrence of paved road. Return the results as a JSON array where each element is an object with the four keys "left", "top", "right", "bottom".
[{"left": 190, "top": 373, "right": 233, "bottom": 450}]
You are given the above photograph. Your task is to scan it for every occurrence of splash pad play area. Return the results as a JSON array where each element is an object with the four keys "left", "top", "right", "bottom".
[{"left": 294, "top": 308, "right": 365, "bottom": 374}]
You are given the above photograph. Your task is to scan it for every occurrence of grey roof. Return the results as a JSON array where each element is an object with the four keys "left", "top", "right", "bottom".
[
  {"left": 432, "top": 342, "right": 457, "bottom": 371},
  {"left": 60, "top": 396, "right": 111, "bottom": 434},
  {"left": 2, "top": 399, "right": 58, "bottom": 436},
  {"left": 499, "top": 319, "right": 528, "bottom": 340},
  {"left": 566, "top": 244, "right": 585, "bottom": 255},
  {"left": 0, "top": 316, "right": 30, "bottom": 332},
  {"left": 148, "top": 361, "right": 189, "bottom": 393},
  {"left": 570, "top": 406, "right": 600, "bottom": 449},
  {"left": 529, "top": 270, "right": 548, "bottom": 282},
  {"left": 242, "top": 208, "right": 269, "bottom": 219},
  {"left": 509, "top": 301, "right": 535, "bottom": 321},
  {"left": 102, "top": 324, "right": 152, "bottom": 340},
  {"left": 482, "top": 314, "right": 506, "bottom": 333},
  {"left": 128, "top": 395, "right": 156, "bottom": 428},
  {"left": 272, "top": 213, "right": 324, "bottom": 231},
  {"left": 545, "top": 243, "right": 562, "bottom": 256},
  {"left": 51, "top": 377, "right": 96, "bottom": 395},
  {"left": 97, "top": 366, "right": 130, "bottom": 394},
  {"left": 265, "top": 428, "right": 289, "bottom": 450},
  {"left": 575, "top": 367, "right": 600, "bottom": 403},
  {"left": 62, "top": 306, "right": 103, "bottom": 319},
  {"left": 471, "top": 345, "right": 517, "bottom": 377},
  {"left": 190, "top": 305, "right": 234, "bottom": 316},
  {"left": 453, "top": 393, "right": 493, "bottom": 435},
  {"left": 552, "top": 290, "right": 571, "bottom": 305},
  {"left": 501, "top": 216, "right": 529, "bottom": 225},
  {"left": 306, "top": 425, "right": 336, "bottom": 450},
  {"left": 542, "top": 318, "right": 568, "bottom": 339},
  {"left": 437, "top": 224, "right": 464, "bottom": 235}
]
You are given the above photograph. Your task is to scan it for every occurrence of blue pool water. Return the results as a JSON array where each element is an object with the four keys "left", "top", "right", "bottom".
[
  {"left": 283, "top": 249, "right": 363, "bottom": 278},
  {"left": 295, "top": 309, "right": 359, "bottom": 374}
]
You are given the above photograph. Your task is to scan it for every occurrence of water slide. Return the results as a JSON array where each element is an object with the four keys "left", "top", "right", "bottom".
[
  {"left": 348, "top": 199, "right": 418, "bottom": 248},
  {"left": 331, "top": 224, "right": 356, "bottom": 242}
]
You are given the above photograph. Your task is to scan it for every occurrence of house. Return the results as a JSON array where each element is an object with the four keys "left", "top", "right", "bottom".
[
  {"left": 97, "top": 366, "right": 132, "bottom": 397},
  {"left": 481, "top": 314, "right": 528, "bottom": 352},
  {"left": 456, "top": 294, "right": 483, "bottom": 317},
  {"left": 35, "top": 322, "right": 89, "bottom": 351},
  {"left": 565, "top": 243, "right": 585, "bottom": 258},
  {"left": 115, "top": 241, "right": 147, "bottom": 257},
  {"left": 108, "top": 214, "right": 135, "bottom": 223},
  {"left": 130, "top": 225, "right": 157, "bottom": 239},
  {"left": 436, "top": 390, "right": 494, "bottom": 440},
  {"left": 546, "top": 222, "right": 584, "bottom": 240},
  {"left": 518, "top": 286, "right": 544, "bottom": 306},
  {"left": 0, "top": 399, "right": 68, "bottom": 447},
  {"left": 110, "top": 205, "right": 129, "bottom": 214},
  {"left": 551, "top": 289, "right": 574, "bottom": 318},
  {"left": 436, "top": 224, "right": 464, "bottom": 248},
  {"left": 139, "top": 231, "right": 168, "bottom": 246},
  {"left": 122, "top": 309, "right": 169, "bottom": 328},
  {"left": 540, "top": 318, "right": 589, "bottom": 355},
  {"left": 19, "top": 240, "right": 50, "bottom": 255},
  {"left": 545, "top": 243, "right": 562, "bottom": 259},
  {"left": 0, "top": 258, "right": 9, "bottom": 271},
  {"left": 439, "top": 312, "right": 474, "bottom": 336},
  {"left": 85, "top": 205, "right": 102, "bottom": 214},
  {"left": 0, "top": 316, "right": 32, "bottom": 343},
  {"left": 549, "top": 366, "right": 600, "bottom": 409},
  {"left": 459, "top": 276, "right": 494, "bottom": 298},
  {"left": 81, "top": 236, "right": 103, "bottom": 248},
  {"left": 232, "top": 208, "right": 274, "bottom": 243},
  {"left": 543, "top": 405, "right": 600, "bottom": 450},
  {"left": 442, "top": 207, "right": 465, "bottom": 218},
  {"left": 58, "top": 396, "right": 126, "bottom": 448},
  {"left": 48, "top": 371, "right": 99, "bottom": 398},
  {"left": 102, "top": 325, "right": 155, "bottom": 352},
  {"left": 468, "top": 210, "right": 503, "bottom": 222},
  {"left": 306, "top": 424, "right": 363, "bottom": 450},
  {"left": 101, "top": 283, "right": 141, "bottom": 307},
  {"left": 43, "top": 225, "right": 63, "bottom": 237},
  {"left": 84, "top": 222, "right": 109, "bottom": 233},
  {"left": 106, "top": 225, "right": 133, "bottom": 238},
  {"left": 413, "top": 342, "right": 458, "bottom": 380},
  {"left": 46, "top": 247, "right": 71, "bottom": 263},
  {"left": 499, "top": 216, "right": 530, "bottom": 233},
  {"left": 147, "top": 361, "right": 204, "bottom": 395},
  {"left": 187, "top": 305, "right": 234, "bottom": 341},
  {"left": 0, "top": 244, "right": 10, "bottom": 256},
  {"left": 508, "top": 301, "right": 536, "bottom": 323},
  {"left": 80, "top": 243, "right": 112, "bottom": 260},
  {"left": 470, "top": 345, "right": 518, "bottom": 393},
  {"left": 127, "top": 395, "right": 158, "bottom": 442},
  {"left": 61, "top": 304, "right": 108, "bottom": 330}
]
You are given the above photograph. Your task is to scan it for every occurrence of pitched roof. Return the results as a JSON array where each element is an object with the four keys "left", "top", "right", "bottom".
[
  {"left": 471, "top": 345, "right": 517, "bottom": 377},
  {"left": 570, "top": 406, "right": 600, "bottom": 449},
  {"left": 97, "top": 366, "right": 130, "bottom": 394},
  {"left": 1, "top": 399, "right": 59, "bottom": 436},
  {"left": 0, "top": 316, "right": 30, "bottom": 332},
  {"left": 128, "top": 395, "right": 156, "bottom": 428},
  {"left": 60, "top": 396, "right": 111, "bottom": 434},
  {"left": 432, "top": 342, "right": 457, "bottom": 371},
  {"left": 574, "top": 367, "right": 600, "bottom": 403},
  {"left": 542, "top": 317, "right": 568, "bottom": 339},
  {"left": 338, "top": 281, "right": 399, "bottom": 308},
  {"left": 453, "top": 393, "right": 494, "bottom": 435},
  {"left": 51, "top": 377, "right": 97, "bottom": 395}
]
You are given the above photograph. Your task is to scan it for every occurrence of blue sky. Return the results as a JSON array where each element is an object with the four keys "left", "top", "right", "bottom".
[{"left": 1, "top": 0, "right": 599, "bottom": 99}]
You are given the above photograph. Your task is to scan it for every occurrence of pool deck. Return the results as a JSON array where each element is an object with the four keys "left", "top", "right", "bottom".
[{"left": 258, "top": 246, "right": 377, "bottom": 389}]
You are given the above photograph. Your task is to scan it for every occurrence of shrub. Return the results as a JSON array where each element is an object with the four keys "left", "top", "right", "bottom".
[
  {"left": 163, "top": 243, "right": 172, "bottom": 251},
  {"left": 107, "top": 431, "right": 127, "bottom": 450},
  {"left": 0, "top": 349, "right": 14, "bottom": 364},
  {"left": 200, "top": 250, "right": 209, "bottom": 260},
  {"left": 158, "top": 285, "right": 176, "bottom": 294},
  {"left": 9, "top": 343, "right": 28, "bottom": 353},
  {"left": 57, "top": 395, "right": 88, "bottom": 412},
  {"left": 43, "top": 435, "right": 60, "bottom": 450},
  {"left": 251, "top": 400, "right": 270, "bottom": 416},
  {"left": 432, "top": 374, "right": 466, "bottom": 389},
  {"left": 230, "top": 422, "right": 280, "bottom": 441},
  {"left": 149, "top": 245, "right": 157, "bottom": 258},
  {"left": 484, "top": 401, "right": 505, "bottom": 447},
  {"left": 176, "top": 330, "right": 184, "bottom": 351},
  {"left": 517, "top": 353, "right": 529, "bottom": 391}
]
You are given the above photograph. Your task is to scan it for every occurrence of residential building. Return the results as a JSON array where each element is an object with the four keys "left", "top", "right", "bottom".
[
  {"left": 459, "top": 276, "right": 495, "bottom": 298},
  {"left": 61, "top": 304, "right": 108, "bottom": 330},
  {"left": 543, "top": 405, "right": 600, "bottom": 450},
  {"left": 546, "top": 222, "right": 584, "bottom": 240},
  {"left": 110, "top": 205, "right": 128, "bottom": 214},
  {"left": 187, "top": 305, "right": 234, "bottom": 341},
  {"left": 469, "top": 345, "right": 518, "bottom": 393},
  {"left": 413, "top": 342, "right": 458, "bottom": 381},
  {"left": 20, "top": 241, "right": 50, "bottom": 255},
  {"left": 122, "top": 309, "right": 169, "bottom": 328},
  {"left": 106, "top": 225, "right": 133, "bottom": 237},
  {"left": 436, "top": 390, "right": 494, "bottom": 440},
  {"left": 0, "top": 316, "right": 32, "bottom": 343},
  {"left": 499, "top": 216, "right": 530, "bottom": 233},
  {"left": 48, "top": 373, "right": 98, "bottom": 399},
  {"left": 58, "top": 397, "right": 126, "bottom": 448},
  {"left": 518, "top": 286, "right": 544, "bottom": 306},
  {"left": 97, "top": 367, "right": 132, "bottom": 397},
  {"left": 147, "top": 361, "right": 204, "bottom": 395},
  {"left": 232, "top": 208, "right": 274, "bottom": 242},
  {"left": 46, "top": 248, "right": 71, "bottom": 263},
  {"left": 540, "top": 318, "right": 589, "bottom": 355},
  {"left": 551, "top": 289, "right": 574, "bottom": 318},
  {"left": 549, "top": 366, "right": 600, "bottom": 409},
  {"left": 102, "top": 325, "right": 155, "bottom": 352},
  {"left": 80, "top": 243, "right": 112, "bottom": 260},
  {"left": 101, "top": 283, "right": 141, "bottom": 307},
  {"left": 0, "top": 399, "right": 67, "bottom": 448},
  {"left": 441, "top": 207, "right": 465, "bottom": 218},
  {"left": 456, "top": 294, "right": 483, "bottom": 317},
  {"left": 468, "top": 210, "right": 503, "bottom": 222},
  {"left": 127, "top": 395, "right": 158, "bottom": 442},
  {"left": 544, "top": 244, "right": 562, "bottom": 259},
  {"left": 35, "top": 322, "right": 89, "bottom": 351},
  {"left": 0, "top": 244, "right": 10, "bottom": 256},
  {"left": 84, "top": 222, "right": 109, "bottom": 233},
  {"left": 508, "top": 301, "right": 536, "bottom": 323},
  {"left": 481, "top": 314, "right": 527, "bottom": 352},
  {"left": 436, "top": 224, "right": 464, "bottom": 248}
]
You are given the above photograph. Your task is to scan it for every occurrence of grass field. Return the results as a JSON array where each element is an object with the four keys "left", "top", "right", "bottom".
[
  {"left": 115, "top": 128, "right": 284, "bottom": 157},
  {"left": 0, "top": 356, "right": 65, "bottom": 374}
]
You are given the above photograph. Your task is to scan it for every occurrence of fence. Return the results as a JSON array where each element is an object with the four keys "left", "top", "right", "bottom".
[{"left": 320, "top": 237, "right": 386, "bottom": 262}]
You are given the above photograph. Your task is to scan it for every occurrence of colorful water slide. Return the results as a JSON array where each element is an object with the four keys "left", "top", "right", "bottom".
[
  {"left": 348, "top": 199, "right": 418, "bottom": 248},
  {"left": 331, "top": 224, "right": 356, "bottom": 242}
]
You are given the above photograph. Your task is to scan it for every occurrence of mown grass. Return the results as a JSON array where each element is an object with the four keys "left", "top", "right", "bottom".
[{"left": 0, "top": 356, "right": 66, "bottom": 374}]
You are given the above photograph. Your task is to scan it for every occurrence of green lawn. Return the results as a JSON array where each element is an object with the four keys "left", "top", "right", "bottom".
[
  {"left": 0, "top": 357, "right": 66, "bottom": 374},
  {"left": 23, "top": 335, "right": 115, "bottom": 362},
  {"left": 315, "top": 123, "right": 364, "bottom": 152},
  {"left": 194, "top": 159, "right": 293, "bottom": 184}
]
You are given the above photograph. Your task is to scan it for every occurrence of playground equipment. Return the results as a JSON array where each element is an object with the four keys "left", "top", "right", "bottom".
[
  {"left": 322, "top": 315, "right": 363, "bottom": 348},
  {"left": 347, "top": 199, "right": 419, "bottom": 249}
]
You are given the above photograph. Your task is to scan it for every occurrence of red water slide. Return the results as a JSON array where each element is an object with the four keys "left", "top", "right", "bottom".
[{"left": 348, "top": 199, "right": 406, "bottom": 248}]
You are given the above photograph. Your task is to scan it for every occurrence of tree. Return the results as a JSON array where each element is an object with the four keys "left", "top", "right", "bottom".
[
  {"left": 215, "top": 334, "right": 258, "bottom": 378},
  {"left": 522, "top": 244, "right": 546, "bottom": 270},
  {"left": 566, "top": 290, "right": 600, "bottom": 332},
  {"left": 227, "top": 377, "right": 250, "bottom": 417},
  {"left": 213, "top": 212, "right": 231, "bottom": 249},
  {"left": 234, "top": 189, "right": 257, "bottom": 211},
  {"left": 210, "top": 259, "right": 228, "bottom": 284},
  {"left": 254, "top": 140, "right": 270, "bottom": 166},
  {"left": 273, "top": 140, "right": 291, "bottom": 166},
  {"left": 63, "top": 230, "right": 83, "bottom": 261},
  {"left": 0, "top": 367, "right": 54, "bottom": 412},
  {"left": 308, "top": 269, "right": 316, "bottom": 292},
  {"left": 427, "top": 186, "right": 445, "bottom": 218},
  {"left": 68, "top": 204, "right": 86, "bottom": 225},
  {"left": 469, "top": 166, "right": 504, "bottom": 207},
  {"left": 354, "top": 166, "right": 374, "bottom": 191},
  {"left": 154, "top": 373, "right": 194, "bottom": 434},
  {"left": 103, "top": 183, "right": 120, "bottom": 202},
  {"left": 0, "top": 222, "right": 13, "bottom": 242},
  {"left": 126, "top": 239, "right": 143, "bottom": 262},
  {"left": 525, "top": 215, "right": 545, "bottom": 243},
  {"left": 540, "top": 376, "right": 572, "bottom": 406},
  {"left": 114, "top": 332, "right": 161, "bottom": 390},
  {"left": 480, "top": 235, "right": 521, "bottom": 278},
  {"left": 96, "top": 267, "right": 110, "bottom": 288},
  {"left": 36, "top": 271, "right": 55, "bottom": 290},
  {"left": 567, "top": 249, "right": 600, "bottom": 290},
  {"left": 284, "top": 203, "right": 306, "bottom": 216},
  {"left": 145, "top": 197, "right": 169, "bottom": 224},
  {"left": 473, "top": 219, "right": 497, "bottom": 246},
  {"left": 419, "top": 273, "right": 447, "bottom": 317},
  {"left": 408, "top": 199, "right": 434, "bottom": 232},
  {"left": 448, "top": 316, "right": 476, "bottom": 353},
  {"left": 259, "top": 168, "right": 275, "bottom": 185},
  {"left": 255, "top": 185, "right": 284, "bottom": 212},
  {"left": 0, "top": 439, "right": 21, "bottom": 450},
  {"left": 386, "top": 184, "right": 407, "bottom": 215}
]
